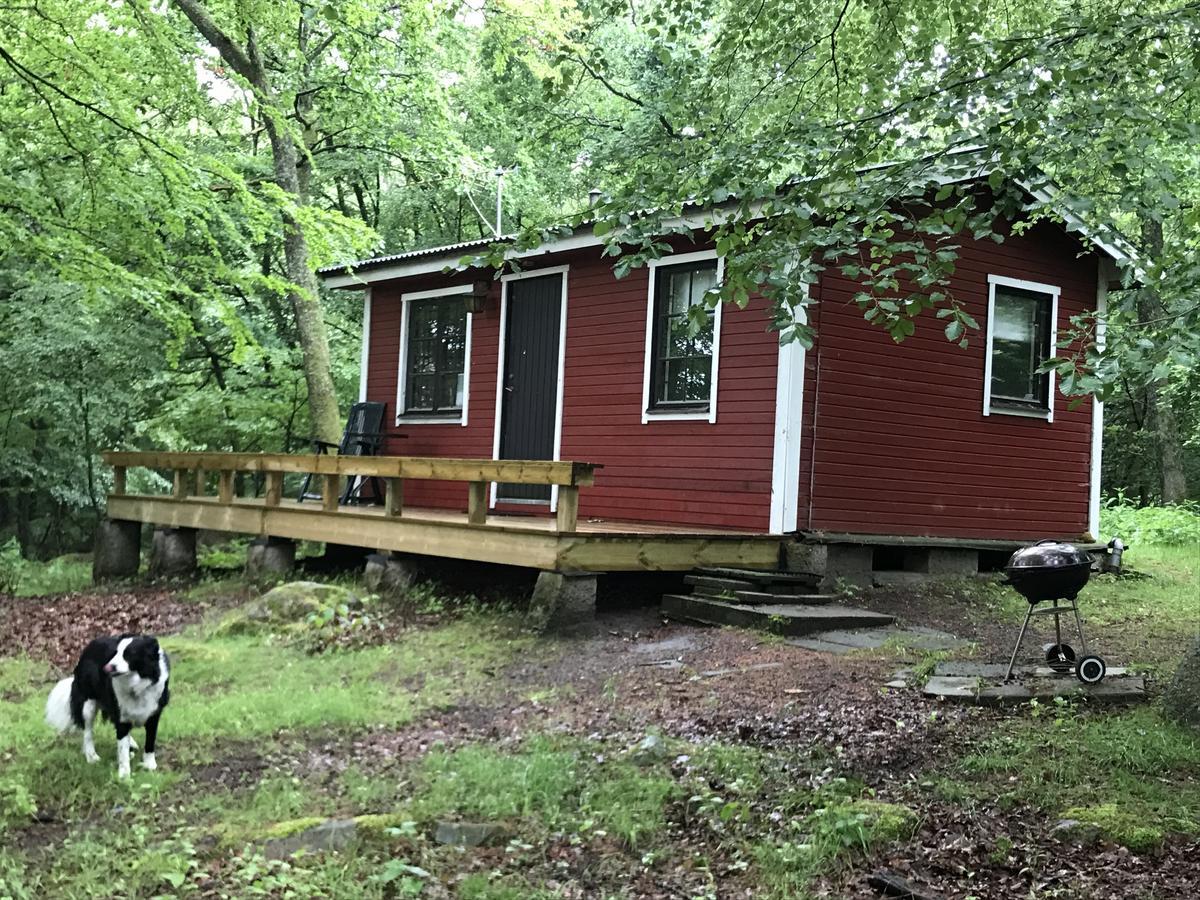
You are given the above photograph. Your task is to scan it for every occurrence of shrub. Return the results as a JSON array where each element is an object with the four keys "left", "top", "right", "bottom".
[
  {"left": 0, "top": 538, "right": 20, "bottom": 594},
  {"left": 1100, "top": 499, "right": 1200, "bottom": 545}
]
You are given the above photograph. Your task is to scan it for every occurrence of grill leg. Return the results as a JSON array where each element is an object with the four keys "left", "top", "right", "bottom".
[
  {"left": 1053, "top": 602, "right": 1063, "bottom": 648},
  {"left": 1071, "top": 602, "right": 1089, "bottom": 656},
  {"left": 1005, "top": 604, "right": 1036, "bottom": 682}
]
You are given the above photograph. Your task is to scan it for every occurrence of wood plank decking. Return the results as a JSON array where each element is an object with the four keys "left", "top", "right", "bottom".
[{"left": 101, "top": 452, "right": 782, "bottom": 573}]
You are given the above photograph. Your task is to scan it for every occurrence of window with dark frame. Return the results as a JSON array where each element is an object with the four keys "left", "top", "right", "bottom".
[
  {"left": 989, "top": 284, "right": 1053, "bottom": 411},
  {"left": 403, "top": 296, "right": 467, "bottom": 416},
  {"left": 649, "top": 259, "right": 718, "bottom": 411}
]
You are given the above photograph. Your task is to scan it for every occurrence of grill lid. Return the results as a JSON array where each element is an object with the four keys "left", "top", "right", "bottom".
[{"left": 1007, "top": 539, "right": 1092, "bottom": 570}]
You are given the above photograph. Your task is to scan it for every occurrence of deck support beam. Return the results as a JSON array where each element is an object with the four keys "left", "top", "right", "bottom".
[
  {"left": 93, "top": 518, "right": 142, "bottom": 583},
  {"left": 527, "top": 571, "right": 596, "bottom": 632},
  {"left": 149, "top": 527, "right": 197, "bottom": 579}
]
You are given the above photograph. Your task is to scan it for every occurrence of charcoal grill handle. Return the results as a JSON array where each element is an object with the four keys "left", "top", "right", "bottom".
[{"left": 1034, "top": 539, "right": 1059, "bottom": 546}]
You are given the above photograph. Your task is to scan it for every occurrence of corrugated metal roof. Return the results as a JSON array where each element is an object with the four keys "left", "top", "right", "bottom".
[{"left": 316, "top": 235, "right": 511, "bottom": 275}]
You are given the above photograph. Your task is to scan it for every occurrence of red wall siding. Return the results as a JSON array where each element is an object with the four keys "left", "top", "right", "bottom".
[
  {"left": 363, "top": 251, "right": 781, "bottom": 530},
  {"left": 800, "top": 221, "right": 1097, "bottom": 540},
  {"left": 361, "top": 220, "right": 1098, "bottom": 538}
]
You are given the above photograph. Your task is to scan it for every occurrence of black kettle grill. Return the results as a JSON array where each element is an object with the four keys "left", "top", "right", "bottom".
[{"left": 1003, "top": 540, "right": 1106, "bottom": 684}]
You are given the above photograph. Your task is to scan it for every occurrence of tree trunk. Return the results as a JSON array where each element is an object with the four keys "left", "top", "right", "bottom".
[
  {"left": 1137, "top": 215, "right": 1188, "bottom": 503},
  {"left": 172, "top": 0, "right": 342, "bottom": 446},
  {"left": 264, "top": 121, "right": 342, "bottom": 445},
  {"left": 1163, "top": 636, "right": 1200, "bottom": 728}
]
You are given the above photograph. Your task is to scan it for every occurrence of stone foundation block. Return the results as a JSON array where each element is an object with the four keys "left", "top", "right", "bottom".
[
  {"left": 93, "top": 518, "right": 142, "bottom": 583},
  {"left": 246, "top": 536, "right": 296, "bottom": 581},
  {"left": 363, "top": 552, "right": 419, "bottom": 596},
  {"left": 149, "top": 527, "right": 197, "bottom": 579},
  {"left": 527, "top": 571, "right": 597, "bottom": 632},
  {"left": 927, "top": 547, "right": 979, "bottom": 576},
  {"left": 783, "top": 541, "right": 828, "bottom": 576},
  {"left": 821, "top": 544, "right": 874, "bottom": 590}
]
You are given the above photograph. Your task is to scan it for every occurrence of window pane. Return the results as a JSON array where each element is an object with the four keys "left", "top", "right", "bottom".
[
  {"left": 408, "top": 375, "right": 434, "bottom": 410},
  {"left": 405, "top": 296, "right": 467, "bottom": 413},
  {"left": 991, "top": 287, "right": 1050, "bottom": 404},
  {"left": 660, "top": 356, "right": 711, "bottom": 403},
  {"left": 651, "top": 260, "right": 719, "bottom": 410}
]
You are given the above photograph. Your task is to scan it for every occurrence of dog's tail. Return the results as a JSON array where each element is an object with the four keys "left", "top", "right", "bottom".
[{"left": 45, "top": 677, "right": 77, "bottom": 733}]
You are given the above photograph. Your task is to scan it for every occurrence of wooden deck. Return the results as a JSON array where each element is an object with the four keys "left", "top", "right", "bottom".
[{"left": 101, "top": 452, "right": 782, "bottom": 573}]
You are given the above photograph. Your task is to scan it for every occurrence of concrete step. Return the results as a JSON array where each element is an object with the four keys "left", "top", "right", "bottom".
[
  {"left": 694, "top": 567, "right": 821, "bottom": 587},
  {"left": 661, "top": 594, "right": 895, "bottom": 636},
  {"left": 735, "top": 590, "right": 840, "bottom": 606},
  {"left": 684, "top": 575, "right": 757, "bottom": 596}
]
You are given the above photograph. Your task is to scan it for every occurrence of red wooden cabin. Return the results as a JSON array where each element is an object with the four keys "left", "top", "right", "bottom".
[{"left": 320, "top": 181, "right": 1129, "bottom": 549}]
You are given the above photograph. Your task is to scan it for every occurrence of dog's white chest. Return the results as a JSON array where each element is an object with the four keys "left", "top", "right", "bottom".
[{"left": 113, "top": 676, "right": 166, "bottom": 725}]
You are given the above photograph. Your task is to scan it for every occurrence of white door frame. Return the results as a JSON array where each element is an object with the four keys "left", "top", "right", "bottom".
[
  {"left": 769, "top": 296, "right": 808, "bottom": 534},
  {"left": 491, "top": 265, "right": 570, "bottom": 511}
]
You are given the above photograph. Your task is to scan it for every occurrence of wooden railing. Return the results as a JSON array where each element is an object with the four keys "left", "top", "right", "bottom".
[{"left": 102, "top": 452, "right": 599, "bottom": 532}]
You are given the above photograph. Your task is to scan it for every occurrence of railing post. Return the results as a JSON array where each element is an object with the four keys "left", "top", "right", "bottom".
[
  {"left": 112, "top": 466, "right": 127, "bottom": 497},
  {"left": 194, "top": 468, "right": 205, "bottom": 497},
  {"left": 264, "top": 471, "right": 283, "bottom": 507},
  {"left": 217, "top": 470, "right": 235, "bottom": 505},
  {"left": 555, "top": 486, "right": 580, "bottom": 533},
  {"left": 385, "top": 478, "right": 404, "bottom": 517},
  {"left": 173, "top": 469, "right": 190, "bottom": 500},
  {"left": 322, "top": 474, "right": 340, "bottom": 512},
  {"left": 467, "top": 481, "right": 488, "bottom": 525}
]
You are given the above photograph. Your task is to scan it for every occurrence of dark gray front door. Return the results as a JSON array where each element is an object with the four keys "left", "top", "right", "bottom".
[{"left": 498, "top": 273, "right": 563, "bottom": 502}]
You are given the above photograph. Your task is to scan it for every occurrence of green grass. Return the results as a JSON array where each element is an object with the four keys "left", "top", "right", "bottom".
[
  {"left": 414, "top": 736, "right": 678, "bottom": 848},
  {"left": 753, "top": 798, "right": 918, "bottom": 899},
  {"left": 0, "top": 615, "right": 531, "bottom": 834},
  {"left": 953, "top": 705, "right": 1200, "bottom": 849},
  {"left": 0, "top": 550, "right": 93, "bottom": 597}
]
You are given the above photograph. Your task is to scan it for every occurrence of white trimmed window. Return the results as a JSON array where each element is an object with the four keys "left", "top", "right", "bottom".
[
  {"left": 983, "top": 275, "right": 1059, "bottom": 421},
  {"left": 397, "top": 285, "right": 473, "bottom": 425},
  {"left": 642, "top": 250, "right": 724, "bottom": 423}
]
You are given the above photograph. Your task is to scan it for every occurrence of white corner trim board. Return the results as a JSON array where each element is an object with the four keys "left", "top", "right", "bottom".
[
  {"left": 1088, "top": 260, "right": 1109, "bottom": 540},
  {"left": 396, "top": 283, "right": 475, "bottom": 426},
  {"left": 641, "top": 249, "right": 724, "bottom": 424},
  {"left": 769, "top": 296, "right": 808, "bottom": 535},
  {"left": 358, "top": 287, "right": 372, "bottom": 403},
  {"left": 982, "top": 273, "right": 1060, "bottom": 423},
  {"left": 491, "top": 265, "right": 570, "bottom": 511}
]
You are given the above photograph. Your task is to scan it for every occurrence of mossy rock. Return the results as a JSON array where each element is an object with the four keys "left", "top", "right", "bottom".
[
  {"left": 1062, "top": 803, "right": 1165, "bottom": 852},
  {"left": 212, "top": 581, "right": 361, "bottom": 636}
]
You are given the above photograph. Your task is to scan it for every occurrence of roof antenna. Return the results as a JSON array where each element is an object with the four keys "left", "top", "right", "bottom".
[{"left": 493, "top": 166, "right": 511, "bottom": 236}]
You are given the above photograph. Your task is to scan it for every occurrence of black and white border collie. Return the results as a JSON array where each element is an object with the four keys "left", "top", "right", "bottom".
[{"left": 45, "top": 635, "right": 170, "bottom": 779}]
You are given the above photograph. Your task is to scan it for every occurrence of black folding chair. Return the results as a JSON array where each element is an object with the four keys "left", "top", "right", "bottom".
[{"left": 298, "top": 402, "right": 387, "bottom": 505}]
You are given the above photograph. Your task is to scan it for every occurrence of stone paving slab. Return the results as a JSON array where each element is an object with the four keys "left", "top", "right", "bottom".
[
  {"left": 924, "top": 674, "right": 1145, "bottom": 704},
  {"left": 786, "top": 625, "right": 968, "bottom": 655},
  {"left": 933, "top": 661, "right": 1130, "bottom": 679},
  {"left": 662, "top": 594, "right": 894, "bottom": 636}
]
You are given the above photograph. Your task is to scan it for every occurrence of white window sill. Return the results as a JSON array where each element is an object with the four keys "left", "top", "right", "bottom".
[
  {"left": 987, "top": 404, "right": 1052, "bottom": 420},
  {"left": 642, "top": 408, "right": 713, "bottom": 423},
  {"left": 396, "top": 415, "right": 465, "bottom": 425}
]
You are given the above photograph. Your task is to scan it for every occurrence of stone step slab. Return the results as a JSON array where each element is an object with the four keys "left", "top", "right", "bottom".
[
  {"left": 735, "top": 590, "right": 839, "bottom": 606},
  {"left": 694, "top": 567, "right": 821, "bottom": 587},
  {"left": 661, "top": 593, "right": 894, "bottom": 636},
  {"left": 923, "top": 674, "right": 1145, "bottom": 704}
]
